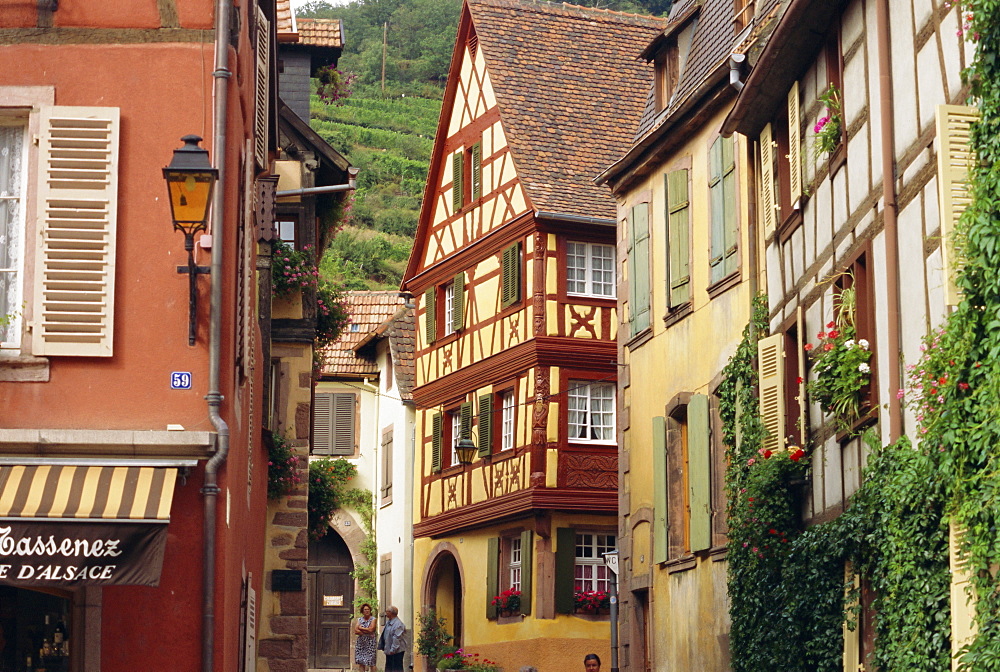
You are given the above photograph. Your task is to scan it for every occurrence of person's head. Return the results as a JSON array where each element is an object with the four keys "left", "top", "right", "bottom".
[
  {"left": 360, "top": 604, "right": 372, "bottom": 617},
  {"left": 385, "top": 605, "right": 399, "bottom": 619},
  {"left": 584, "top": 653, "right": 601, "bottom": 672}
]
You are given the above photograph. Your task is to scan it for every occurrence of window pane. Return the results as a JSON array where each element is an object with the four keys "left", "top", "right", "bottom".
[
  {"left": 444, "top": 283, "right": 455, "bottom": 336},
  {"left": 502, "top": 392, "right": 515, "bottom": 451},
  {"left": 0, "top": 125, "right": 25, "bottom": 346},
  {"left": 568, "top": 387, "right": 588, "bottom": 438},
  {"left": 591, "top": 244, "right": 615, "bottom": 296},
  {"left": 567, "top": 242, "right": 587, "bottom": 294}
]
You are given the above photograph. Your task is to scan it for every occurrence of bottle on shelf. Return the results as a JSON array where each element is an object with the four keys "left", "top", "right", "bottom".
[{"left": 53, "top": 621, "right": 65, "bottom": 653}]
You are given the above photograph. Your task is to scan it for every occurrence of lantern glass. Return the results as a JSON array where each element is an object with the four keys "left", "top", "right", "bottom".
[
  {"left": 165, "top": 170, "right": 215, "bottom": 234},
  {"left": 456, "top": 438, "right": 477, "bottom": 465}
]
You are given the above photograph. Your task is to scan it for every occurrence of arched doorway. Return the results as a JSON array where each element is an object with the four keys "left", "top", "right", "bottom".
[
  {"left": 425, "top": 551, "right": 463, "bottom": 649},
  {"left": 308, "top": 530, "right": 355, "bottom": 669}
]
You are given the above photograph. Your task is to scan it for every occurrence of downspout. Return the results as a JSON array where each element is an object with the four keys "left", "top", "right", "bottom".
[
  {"left": 729, "top": 53, "right": 746, "bottom": 92},
  {"left": 203, "top": 0, "right": 232, "bottom": 669},
  {"left": 876, "top": 0, "right": 903, "bottom": 442}
]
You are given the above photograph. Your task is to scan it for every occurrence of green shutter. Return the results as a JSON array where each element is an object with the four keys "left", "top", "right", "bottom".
[
  {"left": 688, "top": 394, "right": 711, "bottom": 552},
  {"left": 709, "top": 138, "right": 726, "bottom": 284},
  {"left": 628, "top": 204, "right": 650, "bottom": 335},
  {"left": 520, "top": 529, "right": 533, "bottom": 615},
  {"left": 431, "top": 412, "right": 443, "bottom": 473},
  {"left": 452, "top": 272, "right": 465, "bottom": 332},
  {"left": 652, "top": 416, "right": 668, "bottom": 564},
  {"left": 554, "top": 527, "right": 576, "bottom": 614},
  {"left": 502, "top": 242, "right": 521, "bottom": 308},
  {"left": 472, "top": 142, "right": 482, "bottom": 200},
  {"left": 452, "top": 151, "right": 464, "bottom": 212},
  {"left": 424, "top": 288, "right": 436, "bottom": 344},
  {"left": 478, "top": 394, "right": 493, "bottom": 457},
  {"left": 460, "top": 402, "right": 473, "bottom": 440},
  {"left": 487, "top": 536, "right": 499, "bottom": 619},
  {"left": 666, "top": 170, "right": 690, "bottom": 307},
  {"left": 722, "top": 136, "right": 738, "bottom": 276}
]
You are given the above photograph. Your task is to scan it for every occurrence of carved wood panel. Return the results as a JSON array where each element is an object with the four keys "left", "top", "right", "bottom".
[
  {"left": 559, "top": 453, "right": 618, "bottom": 489},
  {"left": 483, "top": 453, "right": 527, "bottom": 498}
]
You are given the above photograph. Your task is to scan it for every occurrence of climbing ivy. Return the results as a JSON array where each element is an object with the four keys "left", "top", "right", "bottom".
[{"left": 341, "top": 488, "right": 379, "bottom": 615}]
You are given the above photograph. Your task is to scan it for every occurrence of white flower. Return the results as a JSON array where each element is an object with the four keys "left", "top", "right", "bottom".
[
  {"left": 844, "top": 339, "right": 855, "bottom": 349},
  {"left": 858, "top": 339, "right": 869, "bottom": 350},
  {"left": 858, "top": 363, "right": 870, "bottom": 373}
]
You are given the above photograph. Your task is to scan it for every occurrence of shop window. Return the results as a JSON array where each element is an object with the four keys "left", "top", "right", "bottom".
[{"left": 0, "top": 586, "right": 72, "bottom": 672}]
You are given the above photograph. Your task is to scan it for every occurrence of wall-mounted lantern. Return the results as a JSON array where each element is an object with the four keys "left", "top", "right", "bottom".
[{"left": 455, "top": 438, "right": 477, "bottom": 465}]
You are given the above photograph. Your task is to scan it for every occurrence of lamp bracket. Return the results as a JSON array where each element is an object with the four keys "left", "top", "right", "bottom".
[{"left": 177, "top": 266, "right": 212, "bottom": 275}]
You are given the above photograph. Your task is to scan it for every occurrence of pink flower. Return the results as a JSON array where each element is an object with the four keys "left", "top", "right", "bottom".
[
  {"left": 804, "top": 343, "right": 814, "bottom": 351},
  {"left": 959, "top": 382, "right": 970, "bottom": 390},
  {"left": 896, "top": 389, "right": 906, "bottom": 400}
]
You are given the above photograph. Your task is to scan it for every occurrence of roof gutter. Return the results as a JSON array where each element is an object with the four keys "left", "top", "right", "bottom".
[
  {"left": 203, "top": 0, "right": 232, "bottom": 669},
  {"left": 534, "top": 211, "right": 616, "bottom": 227}
]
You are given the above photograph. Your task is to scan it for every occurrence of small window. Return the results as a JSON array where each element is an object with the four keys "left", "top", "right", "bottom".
[
  {"left": 500, "top": 390, "right": 515, "bottom": 452},
  {"left": 568, "top": 381, "right": 615, "bottom": 443},
  {"left": 574, "top": 532, "right": 615, "bottom": 592},
  {"left": 734, "top": 0, "right": 755, "bottom": 34},
  {"left": 276, "top": 218, "right": 297, "bottom": 246},
  {"left": 0, "top": 121, "right": 27, "bottom": 349},
  {"left": 443, "top": 281, "right": 455, "bottom": 337},
  {"left": 314, "top": 392, "right": 356, "bottom": 455},
  {"left": 509, "top": 536, "right": 522, "bottom": 591},
  {"left": 567, "top": 242, "right": 615, "bottom": 298},
  {"left": 449, "top": 410, "right": 462, "bottom": 466},
  {"left": 501, "top": 242, "right": 523, "bottom": 308},
  {"left": 654, "top": 42, "right": 679, "bottom": 111}
]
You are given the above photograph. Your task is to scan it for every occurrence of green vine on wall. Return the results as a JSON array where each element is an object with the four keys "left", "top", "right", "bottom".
[{"left": 341, "top": 487, "right": 378, "bottom": 615}]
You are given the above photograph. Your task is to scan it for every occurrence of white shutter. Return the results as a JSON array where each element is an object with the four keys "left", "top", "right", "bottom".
[
  {"left": 949, "top": 522, "right": 976, "bottom": 670},
  {"left": 787, "top": 82, "right": 801, "bottom": 206},
  {"left": 936, "top": 105, "right": 979, "bottom": 307},
  {"left": 254, "top": 6, "right": 271, "bottom": 169},
  {"left": 759, "top": 123, "right": 776, "bottom": 239},
  {"left": 33, "top": 106, "right": 119, "bottom": 357},
  {"left": 244, "top": 573, "right": 257, "bottom": 672},
  {"left": 757, "top": 333, "right": 785, "bottom": 452},
  {"left": 313, "top": 392, "right": 333, "bottom": 453}
]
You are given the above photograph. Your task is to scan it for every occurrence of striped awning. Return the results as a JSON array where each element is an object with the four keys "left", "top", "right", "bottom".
[{"left": 0, "top": 464, "right": 177, "bottom": 522}]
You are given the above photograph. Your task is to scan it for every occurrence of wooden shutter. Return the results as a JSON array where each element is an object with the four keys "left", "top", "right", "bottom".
[
  {"left": 431, "top": 412, "right": 443, "bottom": 473},
  {"left": 333, "top": 393, "right": 356, "bottom": 453},
  {"left": 652, "top": 416, "right": 668, "bottom": 564},
  {"left": 520, "top": 529, "right": 533, "bottom": 615},
  {"left": 486, "top": 536, "right": 500, "bottom": 619},
  {"left": 477, "top": 394, "right": 493, "bottom": 457},
  {"left": 471, "top": 142, "right": 482, "bottom": 200},
  {"left": 424, "top": 288, "right": 436, "bottom": 344},
  {"left": 760, "top": 124, "right": 776, "bottom": 238},
  {"left": 709, "top": 138, "right": 726, "bottom": 284},
  {"left": 33, "top": 106, "right": 120, "bottom": 357},
  {"left": 452, "top": 151, "right": 464, "bottom": 213},
  {"left": 949, "top": 522, "right": 976, "bottom": 663},
  {"left": 629, "top": 203, "right": 651, "bottom": 333},
  {"left": 688, "top": 394, "right": 711, "bottom": 552},
  {"left": 381, "top": 426, "right": 393, "bottom": 500},
  {"left": 314, "top": 392, "right": 333, "bottom": 453},
  {"left": 758, "top": 333, "right": 786, "bottom": 452},
  {"left": 452, "top": 272, "right": 464, "bottom": 332},
  {"left": 501, "top": 242, "right": 521, "bottom": 308},
  {"left": 254, "top": 5, "right": 270, "bottom": 169},
  {"left": 666, "top": 170, "right": 690, "bottom": 307},
  {"left": 460, "top": 401, "right": 473, "bottom": 440},
  {"left": 554, "top": 527, "right": 576, "bottom": 614},
  {"left": 380, "top": 555, "right": 392, "bottom": 612},
  {"left": 722, "top": 136, "right": 738, "bottom": 276},
  {"left": 244, "top": 574, "right": 257, "bottom": 672},
  {"left": 936, "top": 105, "right": 979, "bottom": 307},
  {"left": 787, "top": 81, "right": 801, "bottom": 205}
]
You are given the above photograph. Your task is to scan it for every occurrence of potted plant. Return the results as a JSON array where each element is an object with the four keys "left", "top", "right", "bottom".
[
  {"left": 435, "top": 648, "right": 502, "bottom": 672},
  {"left": 489, "top": 589, "right": 521, "bottom": 616},
  {"left": 416, "top": 609, "right": 454, "bottom": 671},
  {"left": 812, "top": 83, "right": 843, "bottom": 158},
  {"left": 573, "top": 590, "right": 611, "bottom": 614}
]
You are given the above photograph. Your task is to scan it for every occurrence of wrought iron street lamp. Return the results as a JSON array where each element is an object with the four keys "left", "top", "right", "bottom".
[
  {"left": 163, "top": 135, "right": 218, "bottom": 345},
  {"left": 455, "top": 438, "right": 477, "bottom": 465}
]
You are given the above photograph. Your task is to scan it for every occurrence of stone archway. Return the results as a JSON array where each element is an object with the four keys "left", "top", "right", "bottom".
[{"left": 421, "top": 542, "right": 465, "bottom": 649}]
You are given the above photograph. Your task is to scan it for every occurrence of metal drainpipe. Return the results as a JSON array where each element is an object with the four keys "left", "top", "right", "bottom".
[
  {"left": 203, "top": 0, "right": 232, "bottom": 669},
  {"left": 876, "top": 0, "right": 903, "bottom": 442}
]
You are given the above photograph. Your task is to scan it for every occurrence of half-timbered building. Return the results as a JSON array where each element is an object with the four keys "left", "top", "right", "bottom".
[{"left": 401, "top": 1, "right": 664, "bottom": 668}]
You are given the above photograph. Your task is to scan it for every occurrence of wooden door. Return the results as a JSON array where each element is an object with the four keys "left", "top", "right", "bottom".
[{"left": 308, "top": 532, "right": 355, "bottom": 669}]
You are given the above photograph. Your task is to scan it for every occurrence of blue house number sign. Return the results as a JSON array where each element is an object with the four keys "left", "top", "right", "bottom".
[{"left": 171, "top": 372, "right": 193, "bottom": 390}]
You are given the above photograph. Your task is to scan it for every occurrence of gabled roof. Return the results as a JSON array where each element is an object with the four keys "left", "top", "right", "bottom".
[
  {"left": 319, "top": 292, "right": 415, "bottom": 400},
  {"left": 276, "top": 0, "right": 295, "bottom": 35},
  {"left": 467, "top": 0, "right": 666, "bottom": 220}
]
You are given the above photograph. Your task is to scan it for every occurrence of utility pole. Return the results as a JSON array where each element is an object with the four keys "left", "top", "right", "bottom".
[{"left": 381, "top": 21, "right": 387, "bottom": 93}]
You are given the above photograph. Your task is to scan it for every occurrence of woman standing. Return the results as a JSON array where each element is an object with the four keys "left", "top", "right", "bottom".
[
  {"left": 583, "top": 653, "right": 602, "bottom": 672},
  {"left": 353, "top": 603, "right": 378, "bottom": 672}
]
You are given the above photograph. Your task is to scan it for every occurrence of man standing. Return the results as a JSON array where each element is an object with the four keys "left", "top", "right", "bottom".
[{"left": 378, "top": 605, "right": 407, "bottom": 672}]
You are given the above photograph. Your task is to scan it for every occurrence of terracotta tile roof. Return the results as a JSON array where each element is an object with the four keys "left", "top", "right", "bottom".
[
  {"left": 319, "top": 293, "right": 412, "bottom": 396},
  {"left": 276, "top": 0, "right": 294, "bottom": 35},
  {"left": 296, "top": 18, "right": 344, "bottom": 48},
  {"left": 470, "top": 0, "right": 666, "bottom": 221},
  {"left": 385, "top": 306, "right": 416, "bottom": 400}
]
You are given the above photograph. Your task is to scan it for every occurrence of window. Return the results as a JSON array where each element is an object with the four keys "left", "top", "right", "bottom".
[
  {"left": 500, "top": 390, "right": 515, "bottom": 452},
  {"left": 568, "top": 381, "right": 615, "bottom": 442},
  {"left": 665, "top": 169, "right": 691, "bottom": 309},
  {"left": 567, "top": 242, "right": 615, "bottom": 297},
  {"left": 0, "top": 121, "right": 26, "bottom": 348},
  {"left": 759, "top": 82, "right": 804, "bottom": 241},
  {"left": 276, "top": 216, "right": 297, "bottom": 246},
  {"left": 734, "top": 0, "right": 755, "bottom": 34},
  {"left": 434, "top": 402, "right": 472, "bottom": 469},
  {"left": 501, "top": 242, "right": 522, "bottom": 308},
  {"left": 509, "top": 536, "right": 522, "bottom": 591},
  {"left": 449, "top": 410, "right": 462, "bottom": 466},
  {"left": 451, "top": 142, "right": 482, "bottom": 212},
  {"left": 381, "top": 425, "right": 393, "bottom": 503},
  {"left": 313, "top": 392, "right": 356, "bottom": 455},
  {"left": 423, "top": 273, "right": 464, "bottom": 344},
  {"left": 574, "top": 532, "right": 615, "bottom": 592},
  {"left": 709, "top": 136, "right": 738, "bottom": 285},
  {"left": 379, "top": 555, "right": 392, "bottom": 617},
  {"left": 654, "top": 41, "right": 679, "bottom": 111},
  {"left": 627, "top": 203, "right": 650, "bottom": 336},
  {"left": 444, "top": 282, "right": 455, "bottom": 337}
]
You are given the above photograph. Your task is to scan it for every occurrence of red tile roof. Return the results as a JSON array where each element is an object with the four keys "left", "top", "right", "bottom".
[
  {"left": 296, "top": 18, "right": 344, "bottom": 48},
  {"left": 276, "top": 0, "right": 294, "bottom": 35},
  {"left": 470, "top": 0, "right": 666, "bottom": 221}
]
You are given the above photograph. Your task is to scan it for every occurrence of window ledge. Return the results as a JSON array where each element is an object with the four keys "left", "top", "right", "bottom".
[
  {"left": 828, "top": 142, "right": 847, "bottom": 179},
  {"left": 662, "top": 302, "right": 693, "bottom": 329},
  {"left": 776, "top": 208, "right": 804, "bottom": 244},
  {"left": 496, "top": 612, "right": 525, "bottom": 624},
  {"left": 707, "top": 272, "right": 741, "bottom": 300},
  {"left": 662, "top": 554, "right": 697, "bottom": 574},
  {"left": 0, "top": 353, "right": 50, "bottom": 382},
  {"left": 625, "top": 326, "right": 653, "bottom": 350}
]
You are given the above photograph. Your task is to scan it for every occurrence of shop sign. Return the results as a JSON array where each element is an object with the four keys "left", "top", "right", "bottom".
[{"left": 0, "top": 521, "right": 169, "bottom": 587}]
